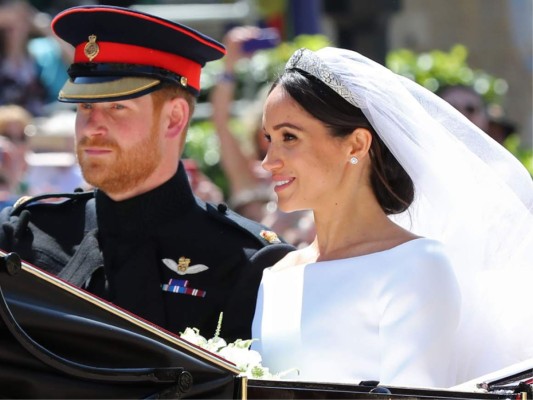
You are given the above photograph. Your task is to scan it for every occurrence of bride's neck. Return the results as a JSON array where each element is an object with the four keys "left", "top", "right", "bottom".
[{"left": 311, "top": 208, "right": 409, "bottom": 262}]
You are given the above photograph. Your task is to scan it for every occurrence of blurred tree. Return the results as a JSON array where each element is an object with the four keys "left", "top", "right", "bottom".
[{"left": 387, "top": 44, "right": 508, "bottom": 104}]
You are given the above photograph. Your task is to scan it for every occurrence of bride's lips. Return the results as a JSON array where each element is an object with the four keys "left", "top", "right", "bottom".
[{"left": 272, "top": 176, "right": 295, "bottom": 192}]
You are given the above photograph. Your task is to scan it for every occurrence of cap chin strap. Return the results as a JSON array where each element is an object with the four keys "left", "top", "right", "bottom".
[
  {"left": 68, "top": 63, "right": 196, "bottom": 93},
  {"left": 58, "top": 63, "right": 200, "bottom": 103},
  {"left": 59, "top": 77, "right": 163, "bottom": 103}
]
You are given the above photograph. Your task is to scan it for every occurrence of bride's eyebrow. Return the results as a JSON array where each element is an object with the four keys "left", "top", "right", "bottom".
[{"left": 272, "top": 122, "right": 304, "bottom": 131}]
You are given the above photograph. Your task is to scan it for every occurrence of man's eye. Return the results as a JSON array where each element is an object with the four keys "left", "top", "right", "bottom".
[
  {"left": 264, "top": 133, "right": 271, "bottom": 143},
  {"left": 112, "top": 104, "right": 125, "bottom": 110}
]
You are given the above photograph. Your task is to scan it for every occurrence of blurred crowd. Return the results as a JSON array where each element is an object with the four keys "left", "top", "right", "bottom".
[
  {"left": 0, "top": 0, "right": 85, "bottom": 208},
  {"left": 0, "top": 0, "right": 520, "bottom": 247}
]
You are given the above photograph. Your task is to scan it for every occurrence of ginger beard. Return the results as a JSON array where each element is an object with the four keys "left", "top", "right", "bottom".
[{"left": 76, "top": 122, "right": 161, "bottom": 195}]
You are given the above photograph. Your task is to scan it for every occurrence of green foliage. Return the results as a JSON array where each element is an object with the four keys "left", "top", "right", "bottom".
[
  {"left": 504, "top": 134, "right": 533, "bottom": 175},
  {"left": 386, "top": 44, "right": 508, "bottom": 104},
  {"left": 256, "top": 0, "right": 286, "bottom": 18},
  {"left": 185, "top": 119, "right": 229, "bottom": 192}
]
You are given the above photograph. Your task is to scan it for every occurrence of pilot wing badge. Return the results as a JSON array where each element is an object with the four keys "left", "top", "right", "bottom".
[{"left": 162, "top": 257, "right": 209, "bottom": 275}]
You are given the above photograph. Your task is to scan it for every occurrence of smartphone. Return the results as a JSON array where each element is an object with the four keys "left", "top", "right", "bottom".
[{"left": 242, "top": 28, "right": 280, "bottom": 53}]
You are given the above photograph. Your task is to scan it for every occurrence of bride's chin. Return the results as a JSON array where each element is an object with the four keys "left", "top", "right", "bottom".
[{"left": 277, "top": 202, "right": 303, "bottom": 214}]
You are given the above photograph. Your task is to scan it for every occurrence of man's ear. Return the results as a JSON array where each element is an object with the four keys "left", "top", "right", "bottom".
[
  {"left": 348, "top": 127, "right": 372, "bottom": 160},
  {"left": 165, "top": 97, "right": 190, "bottom": 139}
]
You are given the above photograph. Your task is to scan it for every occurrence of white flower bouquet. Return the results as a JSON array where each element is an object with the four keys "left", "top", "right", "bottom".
[{"left": 179, "top": 313, "right": 295, "bottom": 379}]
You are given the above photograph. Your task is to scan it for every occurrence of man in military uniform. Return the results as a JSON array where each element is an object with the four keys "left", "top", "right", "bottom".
[{"left": 0, "top": 5, "right": 294, "bottom": 342}]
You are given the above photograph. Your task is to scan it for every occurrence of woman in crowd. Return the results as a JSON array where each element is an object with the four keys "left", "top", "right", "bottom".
[{"left": 251, "top": 47, "right": 533, "bottom": 388}]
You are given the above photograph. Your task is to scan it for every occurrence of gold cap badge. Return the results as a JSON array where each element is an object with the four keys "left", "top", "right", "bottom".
[
  {"left": 180, "top": 76, "right": 188, "bottom": 87},
  {"left": 84, "top": 34, "right": 99, "bottom": 62}
]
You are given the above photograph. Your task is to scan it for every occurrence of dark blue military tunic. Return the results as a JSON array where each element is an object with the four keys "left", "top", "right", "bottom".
[{"left": 0, "top": 162, "right": 294, "bottom": 341}]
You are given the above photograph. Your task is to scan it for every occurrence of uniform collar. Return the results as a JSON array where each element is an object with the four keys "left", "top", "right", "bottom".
[{"left": 95, "top": 161, "right": 196, "bottom": 237}]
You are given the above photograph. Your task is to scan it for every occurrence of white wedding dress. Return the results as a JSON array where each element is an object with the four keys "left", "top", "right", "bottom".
[{"left": 251, "top": 238, "right": 461, "bottom": 388}]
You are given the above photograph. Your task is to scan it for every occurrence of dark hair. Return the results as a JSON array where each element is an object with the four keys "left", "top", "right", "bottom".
[{"left": 272, "top": 70, "right": 414, "bottom": 215}]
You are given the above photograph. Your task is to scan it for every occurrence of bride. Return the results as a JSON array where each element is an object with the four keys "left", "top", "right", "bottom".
[{"left": 251, "top": 47, "right": 533, "bottom": 388}]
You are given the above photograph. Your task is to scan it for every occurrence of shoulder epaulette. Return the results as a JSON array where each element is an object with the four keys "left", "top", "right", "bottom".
[
  {"left": 10, "top": 190, "right": 95, "bottom": 216},
  {"left": 199, "top": 199, "right": 285, "bottom": 247}
]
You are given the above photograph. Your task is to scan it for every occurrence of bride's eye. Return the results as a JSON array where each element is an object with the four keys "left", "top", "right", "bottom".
[{"left": 283, "top": 133, "right": 297, "bottom": 141}]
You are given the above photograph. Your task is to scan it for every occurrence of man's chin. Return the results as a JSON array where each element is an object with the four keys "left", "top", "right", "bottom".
[{"left": 81, "top": 166, "right": 110, "bottom": 188}]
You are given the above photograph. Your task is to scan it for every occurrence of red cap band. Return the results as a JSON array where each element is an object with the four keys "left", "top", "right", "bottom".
[{"left": 74, "top": 41, "right": 202, "bottom": 91}]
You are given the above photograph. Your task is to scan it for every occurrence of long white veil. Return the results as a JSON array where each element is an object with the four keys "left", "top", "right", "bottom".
[{"left": 286, "top": 47, "right": 533, "bottom": 385}]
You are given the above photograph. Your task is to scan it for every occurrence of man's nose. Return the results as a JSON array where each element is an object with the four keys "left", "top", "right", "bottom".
[{"left": 79, "top": 108, "right": 106, "bottom": 137}]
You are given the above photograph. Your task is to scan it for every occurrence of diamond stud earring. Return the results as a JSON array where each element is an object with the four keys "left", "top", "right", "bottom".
[{"left": 350, "top": 156, "right": 358, "bottom": 165}]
